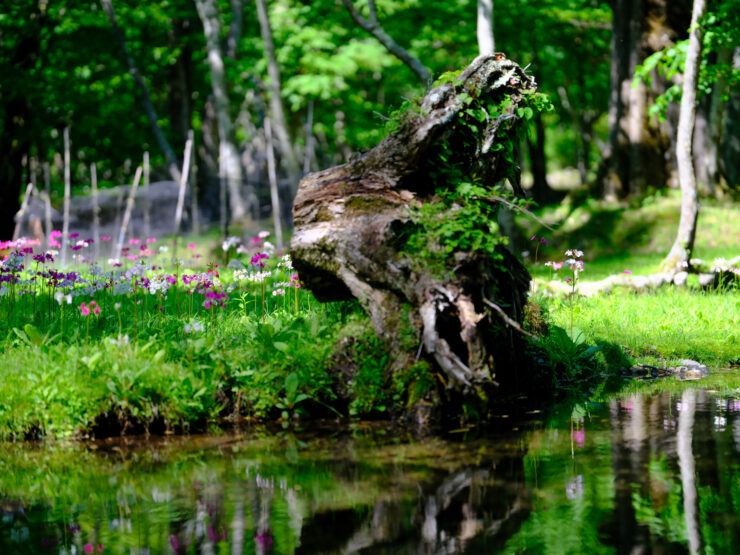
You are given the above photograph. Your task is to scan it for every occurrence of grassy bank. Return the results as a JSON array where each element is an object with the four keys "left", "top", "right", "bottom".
[
  {"left": 1, "top": 192, "right": 738, "bottom": 440},
  {"left": 521, "top": 191, "right": 740, "bottom": 369}
]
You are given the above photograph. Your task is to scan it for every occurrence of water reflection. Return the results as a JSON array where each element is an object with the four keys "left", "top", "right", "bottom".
[{"left": 1, "top": 387, "right": 740, "bottom": 553}]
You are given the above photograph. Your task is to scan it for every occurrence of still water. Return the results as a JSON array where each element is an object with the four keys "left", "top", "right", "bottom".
[{"left": 2, "top": 387, "right": 740, "bottom": 554}]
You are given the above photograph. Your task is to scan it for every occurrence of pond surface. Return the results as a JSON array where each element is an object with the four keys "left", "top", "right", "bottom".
[{"left": 2, "top": 386, "right": 740, "bottom": 554}]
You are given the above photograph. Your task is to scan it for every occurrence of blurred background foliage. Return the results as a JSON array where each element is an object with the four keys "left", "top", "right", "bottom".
[{"left": 0, "top": 0, "right": 737, "bottom": 237}]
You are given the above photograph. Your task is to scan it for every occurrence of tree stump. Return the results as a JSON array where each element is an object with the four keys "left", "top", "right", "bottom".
[{"left": 291, "top": 54, "right": 541, "bottom": 404}]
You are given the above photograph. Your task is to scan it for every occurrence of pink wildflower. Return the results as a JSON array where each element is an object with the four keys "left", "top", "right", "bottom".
[
  {"left": 146, "top": 237, "right": 157, "bottom": 243},
  {"left": 80, "top": 303, "right": 90, "bottom": 316},
  {"left": 129, "top": 238, "right": 140, "bottom": 245},
  {"left": 187, "top": 243, "right": 197, "bottom": 249},
  {"left": 622, "top": 270, "right": 632, "bottom": 275}
]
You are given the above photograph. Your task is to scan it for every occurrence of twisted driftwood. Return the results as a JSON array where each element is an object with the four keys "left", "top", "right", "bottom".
[{"left": 291, "top": 55, "right": 537, "bottom": 395}]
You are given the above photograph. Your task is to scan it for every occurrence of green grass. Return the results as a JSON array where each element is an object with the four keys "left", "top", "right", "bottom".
[
  {"left": 538, "top": 288, "right": 739, "bottom": 368},
  {"left": 522, "top": 191, "right": 740, "bottom": 369},
  {"left": 524, "top": 190, "right": 740, "bottom": 280}
]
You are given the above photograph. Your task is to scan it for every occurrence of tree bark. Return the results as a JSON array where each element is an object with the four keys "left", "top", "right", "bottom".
[
  {"left": 291, "top": 55, "right": 535, "bottom": 399},
  {"left": 342, "top": 0, "right": 432, "bottom": 88},
  {"left": 476, "top": 0, "right": 495, "bottom": 55},
  {"left": 195, "top": 0, "right": 247, "bottom": 222},
  {"left": 255, "top": 0, "right": 300, "bottom": 185},
  {"left": 101, "top": 0, "right": 182, "bottom": 184},
  {"left": 663, "top": 0, "right": 706, "bottom": 271},
  {"left": 602, "top": 0, "right": 690, "bottom": 199}
]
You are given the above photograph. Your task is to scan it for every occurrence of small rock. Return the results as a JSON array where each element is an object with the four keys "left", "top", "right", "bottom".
[
  {"left": 698, "top": 273, "right": 717, "bottom": 288},
  {"left": 673, "top": 271, "right": 688, "bottom": 286}
]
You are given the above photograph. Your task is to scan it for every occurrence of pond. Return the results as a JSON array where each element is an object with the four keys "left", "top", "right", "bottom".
[{"left": 2, "top": 384, "right": 739, "bottom": 553}]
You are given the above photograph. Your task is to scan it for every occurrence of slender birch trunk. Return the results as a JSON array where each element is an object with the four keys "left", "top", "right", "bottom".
[
  {"left": 663, "top": 0, "right": 706, "bottom": 271},
  {"left": 476, "top": 0, "right": 495, "bottom": 55},
  {"left": 61, "top": 127, "right": 71, "bottom": 267},
  {"left": 100, "top": 0, "right": 182, "bottom": 183},
  {"left": 174, "top": 131, "right": 194, "bottom": 235},
  {"left": 190, "top": 135, "right": 201, "bottom": 235},
  {"left": 143, "top": 151, "right": 150, "bottom": 237},
  {"left": 116, "top": 166, "right": 143, "bottom": 259},
  {"left": 195, "top": 0, "right": 247, "bottom": 222},
  {"left": 43, "top": 162, "right": 52, "bottom": 249},
  {"left": 91, "top": 163, "right": 100, "bottom": 259},
  {"left": 12, "top": 182, "right": 34, "bottom": 241},
  {"left": 264, "top": 117, "right": 283, "bottom": 250},
  {"left": 255, "top": 0, "right": 299, "bottom": 186},
  {"left": 303, "top": 100, "right": 315, "bottom": 175},
  {"left": 342, "top": 0, "right": 431, "bottom": 88}
]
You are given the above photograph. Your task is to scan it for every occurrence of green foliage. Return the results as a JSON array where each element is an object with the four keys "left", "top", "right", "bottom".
[
  {"left": 634, "top": 0, "right": 740, "bottom": 120},
  {"left": 401, "top": 181, "right": 507, "bottom": 275},
  {"left": 538, "top": 326, "right": 604, "bottom": 379}
]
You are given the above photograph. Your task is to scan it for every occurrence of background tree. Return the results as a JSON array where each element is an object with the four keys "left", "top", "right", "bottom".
[{"left": 663, "top": 0, "right": 707, "bottom": 271}]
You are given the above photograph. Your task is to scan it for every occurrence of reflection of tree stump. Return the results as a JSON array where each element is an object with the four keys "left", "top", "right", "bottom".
[{"left": 291, "top": 55, "right": 538, "bottom": 402}]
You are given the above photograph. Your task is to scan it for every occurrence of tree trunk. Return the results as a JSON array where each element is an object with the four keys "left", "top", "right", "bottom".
[
  {"left": 528, "top": 113, "right": 554, "bottom": 205},
  {"left": 343, "top": 0, "right": 432, "bottom": 88},
  {"left": 195, "top": 0, "right": 247, "bottom": 222},
  {"left": 476, "top": 0, "right": 495, "bottom": 55},
  {"left": 255, "top": 0, "right": 299, "bottom": 186},
  {"left": 663, "top": 0, "right": 706, "bottom": 271},
  {"left": 291, "top": 56, "right": 536, "bottom": 402},
  {"left": 602, "top": 0, "right": 690, "bottom": 199},
  {"left": 101, "top": 0, "right": 182, "bottom": 184},
  {"left": 720, "top": 47, "right": 740, "bottom": 188}
]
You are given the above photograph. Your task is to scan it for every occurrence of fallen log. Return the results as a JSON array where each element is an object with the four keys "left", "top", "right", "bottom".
[
  {"left": 291, "top": 55, "right": 547, "bottom": 401},
  {"left": 535, "top": 254, "right": 740, "bottom": 296}
]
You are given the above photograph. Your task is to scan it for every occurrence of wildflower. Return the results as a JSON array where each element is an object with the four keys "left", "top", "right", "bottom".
[
  {"left": 712, "top": 257, "right": 730, "bottom": 272},
  {"left": 530, "top": 235, "right": 537, "bottom": 241},
  {"left": 54, "top": 291, "right": 72, "bottom": 305},
  {"left": 565, "top": 249, "right": 584, "bottom": 258},
  {"left": 222, "top": 236, "right": 241, "bottom": 251},
  {"left": 186, "top": 243, "right": 197, "bottom": 250},
  {"left": 129, "top": 238, "right": 140, "bottom": 245},
  {"left": 69, "top": 233, "right": 79, "bottom": 239},
  {"left": 251, "top": 253, "right": 269, "bottom": 269},
  {"left": 80, "top": 302, "right": 90, "bottom": 316},
  {"left": 541, "top": 237, "right": 548, "bottom": 246},
  {"left": 622, "top": 270, "right": 632, "bottom": 275},
  {"left": 159, "top": 245, "right": 169, "bottom": 253},
  {"left": 101, "top": 236, "right": 112, "bottom": 241},
  {"left": 258, "top": 230, "right": 270, "bottom": 239},
  {"left": 146, "top": 237, "right": 157, "bottom": 243},
  {"left": 184, "top": 320, "right": 204, "bottom": 334},
  {"left": 114, "top": 303, "right": 121, "bottom": 311},
  {"left": 263, "top": 241, "right": 275, "bottom": 255},
  {"left": 272, "top": 288, "right": 286, "bottom": 296},
  {"left": 278, "top": 254, "right": 293, "bottom": 270}
]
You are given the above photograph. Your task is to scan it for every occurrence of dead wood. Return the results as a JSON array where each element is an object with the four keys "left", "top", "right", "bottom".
[{"left": 291, "top": 55, "right": 539, "bottom": 397}]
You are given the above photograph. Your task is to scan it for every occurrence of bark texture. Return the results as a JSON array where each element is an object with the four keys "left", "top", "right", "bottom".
[
  {"left": 195, "top": 0, "right": 247, "bottom": 222},
  {"left": 291, "top": 55, "right": 535, "bottom": 396},
  {"left": 602, "top": 0, "right": 692, "bottom": 199},
  {"left": 664, "top": 0, "right": 706, "bottom": 271}
]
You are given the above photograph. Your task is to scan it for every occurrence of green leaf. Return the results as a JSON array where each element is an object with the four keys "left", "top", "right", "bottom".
[
  {"left": 23, "top": 324, "right": 44, "bottom": 347},
  {"left": 273, "top": 341, "right": 289, "bottom": 352}
]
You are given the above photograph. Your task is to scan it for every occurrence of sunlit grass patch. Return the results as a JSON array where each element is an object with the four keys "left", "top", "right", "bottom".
[{"left": 539, "top": 288, "right": 740, "bottom": 368}]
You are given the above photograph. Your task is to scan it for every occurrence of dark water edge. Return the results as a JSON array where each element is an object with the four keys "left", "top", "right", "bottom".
[{"left": 2, "top": 384, "right": 740, "bottom": 554}]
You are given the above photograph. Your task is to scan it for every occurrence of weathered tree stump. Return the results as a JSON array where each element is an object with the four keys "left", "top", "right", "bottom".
[{"left": 291, "top": 55, "right": 541, "bottom": 403}]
